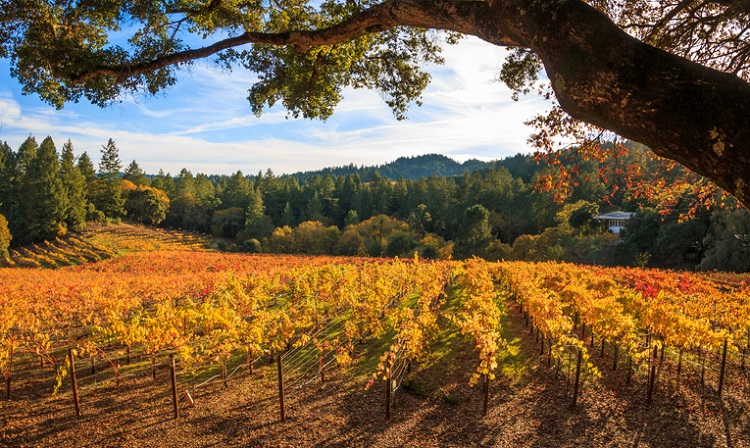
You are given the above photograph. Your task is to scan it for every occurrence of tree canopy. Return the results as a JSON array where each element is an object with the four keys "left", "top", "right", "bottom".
[{"left": 2, "top": 0, "right": 750, "bottom": 205}]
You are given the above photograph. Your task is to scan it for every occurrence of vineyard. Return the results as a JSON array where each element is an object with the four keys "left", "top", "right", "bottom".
[
  {"left": 0, "top": 223, "right": 211, "bottom": 269},
  {"left": 2, "top": 249, "right": 750, "bottom": 446}
]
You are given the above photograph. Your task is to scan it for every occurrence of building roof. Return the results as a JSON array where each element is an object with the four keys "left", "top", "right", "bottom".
[{"left": 593, "top": 211, "right": 635, "bottom": 220}]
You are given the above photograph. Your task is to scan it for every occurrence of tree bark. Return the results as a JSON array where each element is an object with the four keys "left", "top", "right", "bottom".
[{"left": 508, "top": 0, "right": 750, "bottom": 207}]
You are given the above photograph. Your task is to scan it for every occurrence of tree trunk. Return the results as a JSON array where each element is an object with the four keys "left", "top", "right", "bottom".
[{"left": 499, "top": 0, "right": 750, "bottom": 207}]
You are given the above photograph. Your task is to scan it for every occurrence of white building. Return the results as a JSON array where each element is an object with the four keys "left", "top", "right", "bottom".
[{"left": 593, "top": 211, "right": 635, "bottom": 234}]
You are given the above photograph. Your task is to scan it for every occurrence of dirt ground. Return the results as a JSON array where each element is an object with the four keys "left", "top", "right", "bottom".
[{"left": 2, "top": 308, "right": 749, "bottom": 448}]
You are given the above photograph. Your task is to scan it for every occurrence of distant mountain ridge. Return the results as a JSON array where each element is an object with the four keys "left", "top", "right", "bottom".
[{"left": 290, "top": 154, "right": 495, "bottom": 182}]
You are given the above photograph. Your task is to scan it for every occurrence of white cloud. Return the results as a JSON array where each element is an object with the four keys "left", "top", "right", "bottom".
[
  {"left": 0, "top": 95, "right": 22, "bottom": 127},
  {"left": 0, "top": 36, "right": 550, "bottom": 175}
]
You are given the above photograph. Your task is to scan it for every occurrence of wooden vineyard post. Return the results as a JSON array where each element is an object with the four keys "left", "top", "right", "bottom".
[
  {"left": 540, "top": 335, "right": 545, "bottom": 355},
  {"left": 626, "top": 356, "right": 632, "bottom": 386},
  {"left": 5, "top": 345, "right": 12, "bottom": 400},
  {"left": 126, "top": 346, "right": 131, "bottom": 365},
  {"left": 613, "top": 344, "right": 618, "bottom": 371},
  {"left": 152, "top": 355, "right": 157, "bottom": 382},
  {"left": 170, "top": 354, "right": 179, "bottom": 419},
  {"left": 385, "top": 365, "right": 392, "bottom": 421},
  {"left": 114, "top": 362, "right": 120, "bottom": 392},
  {"left": 719, "top": 339, "right": 729, "bottom": 396},
  {"left": 319, "top": 356, "right": 324, "bottom": 384},
  {"left": 647, "top": 345, "right": 658, "bottom": 404},
  {"left": 571, "top": 349, "right": 583, "bottom": 410},
  {"left": 677, "top": 350, "right": 683, "bottom": 382},
  {"left": 68, "top": 348, "right": 81, "bottom": 418},
  {"left": 91, "top": 355, "right": 95, "bottom": 376},
  {"left": 547, "top": 340, "right": 553, "bottom": 367},
  {"left": 482, "top": 374, "right": 490, "bottom": 417},
  {"left": 222, "top": 361, "right": 227, "bottom": 389},
  {"left": 277, "top": 356, "right": 286, "bottom": 423},
  {"left": 247, "top": 351, "right": 254, "bottom": 375}
]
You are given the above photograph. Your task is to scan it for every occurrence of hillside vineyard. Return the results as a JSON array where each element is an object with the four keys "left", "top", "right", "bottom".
[{"left": 2, "top": 252, "right": 750, "bottom": 424}]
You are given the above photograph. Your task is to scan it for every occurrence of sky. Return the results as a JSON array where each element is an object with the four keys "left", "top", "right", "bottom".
[{"left": 0, "top": 36, "right": 550, "bottom": 176}]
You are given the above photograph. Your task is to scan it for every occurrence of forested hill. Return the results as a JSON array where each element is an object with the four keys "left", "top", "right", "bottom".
[
  {"left": 3, "top": 135, "right": 750, "bottom": 272},
  {"left": 290, "top": 154, "right": 495, "bottom": 181}
]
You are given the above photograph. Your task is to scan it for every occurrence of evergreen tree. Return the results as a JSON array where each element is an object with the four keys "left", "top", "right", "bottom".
[
  {"left": 281, "top": 201, "right": 296, "bottom": 227},
  {"left": 258, "top": 169, "right": 286, "bottom": 224},
  {"left": 21, "top": 136, "right": 67, "bottom": 242},
  {"left": 151, "top": 169, "right": 175, "bottom": 197},
  {"left": 344, "top": 209, "right": 360, "bottom": 227},
  {"left": 389, "top": 177, "right": 409, "bottom": 217},
  {"left": 123, "top": 160, "right": 149, "bottom": 186},
  {"left": 77, "top": 151, "right": 103, "bottom": 221},
  {"left": 174, "top": 168, "right": 196, "bottom": 197},
  {"left": 0, "top": 142, "right": 7, "bottom": 173},
  {"left": 370, "top": 172, "right": 391, "bottom": 214},
  {"left": 0, "top": 142, "right": 19, "bottom": 229},
  {"left": 455, "top": 204, "right": 493, "bottom": 259},
  {"left": 306, "top": 191, "right": 327, "bottom": 223},
  {"left": 16, "top": 135, "right": 38, "bottom": 175},
  {"left": 91, "top": 139, "right": 126, "bottom": 218},
  {"left": 99, "top": 138, "right": 122, "bottom": 181},
  {"left": 0, "top": 213, "right": 10, "bottom": 259},
  {"left": 194, "top": 173, "right": 216, "bottom": 200},
  {"left": 245, "top": 186, "right": 272, "bottom": 240},
  {"left": 221, "top": 171, "right": 252, "bottom": 209},
  {"left": 2, "top": 137, "right": 37, "bottom": 238},
  {"left": 60, "top": 140, "right": 88, "bottom": 231},
  {"left": 699, "top": 208, "right": 750, "bottom": 272},
  {"left": 77, "top": 151, "right": 96, "bottom": 182}
]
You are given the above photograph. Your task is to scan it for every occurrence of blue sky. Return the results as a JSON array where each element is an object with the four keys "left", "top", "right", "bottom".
[{"left": 0, "top": 37, "right": 549, "bottom": 175}]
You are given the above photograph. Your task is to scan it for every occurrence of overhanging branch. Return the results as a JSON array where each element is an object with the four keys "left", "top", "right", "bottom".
[{"left": 69, "top": 0, "right": 501, "bottom": 85}]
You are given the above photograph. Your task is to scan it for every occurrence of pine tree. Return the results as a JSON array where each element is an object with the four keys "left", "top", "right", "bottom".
[
  {"left": 21, "top": 136, "right": 67, "bottom": 242},
  {"left": 77, "top": 152, "right": 103, "bottom": 221},
  {"left": 123, "top": 160, "right": 149, "bottom": 186},
  {"left": 16, "top": 135, "right": 38, "bottom": 175},
  {"left": 306, "top": 191, "right": 326, "bottom": 223},
  {"left": 194, "top": 173, "right": 216, "bottom": 200},
  {"left": 151, "top": 169, "right": 175, "bottom": 197},
  {"left": 174, "top": 168, "right": 196, "bottom": 197},
  {"left": 77, "top": 152, "right": 96, "bottom": 182},
  {"left": 60, "top": 140, "right": 88, "bottom": 231},
  {"left": 91, "top": 139, "right": 126, "bottom": 218},
  {"left": 99, "top": 138, "right": 122, "bottom": 181},
  {"left": 0, "top": 213, "right": 10, "bottom": 260},
  {"left": 245, "top": 186, "right": 272, "bottom": 239},
  {"left": 0, "top": 143, "right": 21, "bottom": 240},
  {"left": 0, "top": 142, "right": 18, "bottom": 222},
  {"left": 281, "top": 202, "right": 296, "bottom": 227},
  {"left": 221, "top": 171, "right": 252, "bottom": 209}
]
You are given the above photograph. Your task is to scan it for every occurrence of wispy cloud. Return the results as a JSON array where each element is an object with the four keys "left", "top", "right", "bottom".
[{"left": 0, "top": 37, "right": 550, "bottom": 175}]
